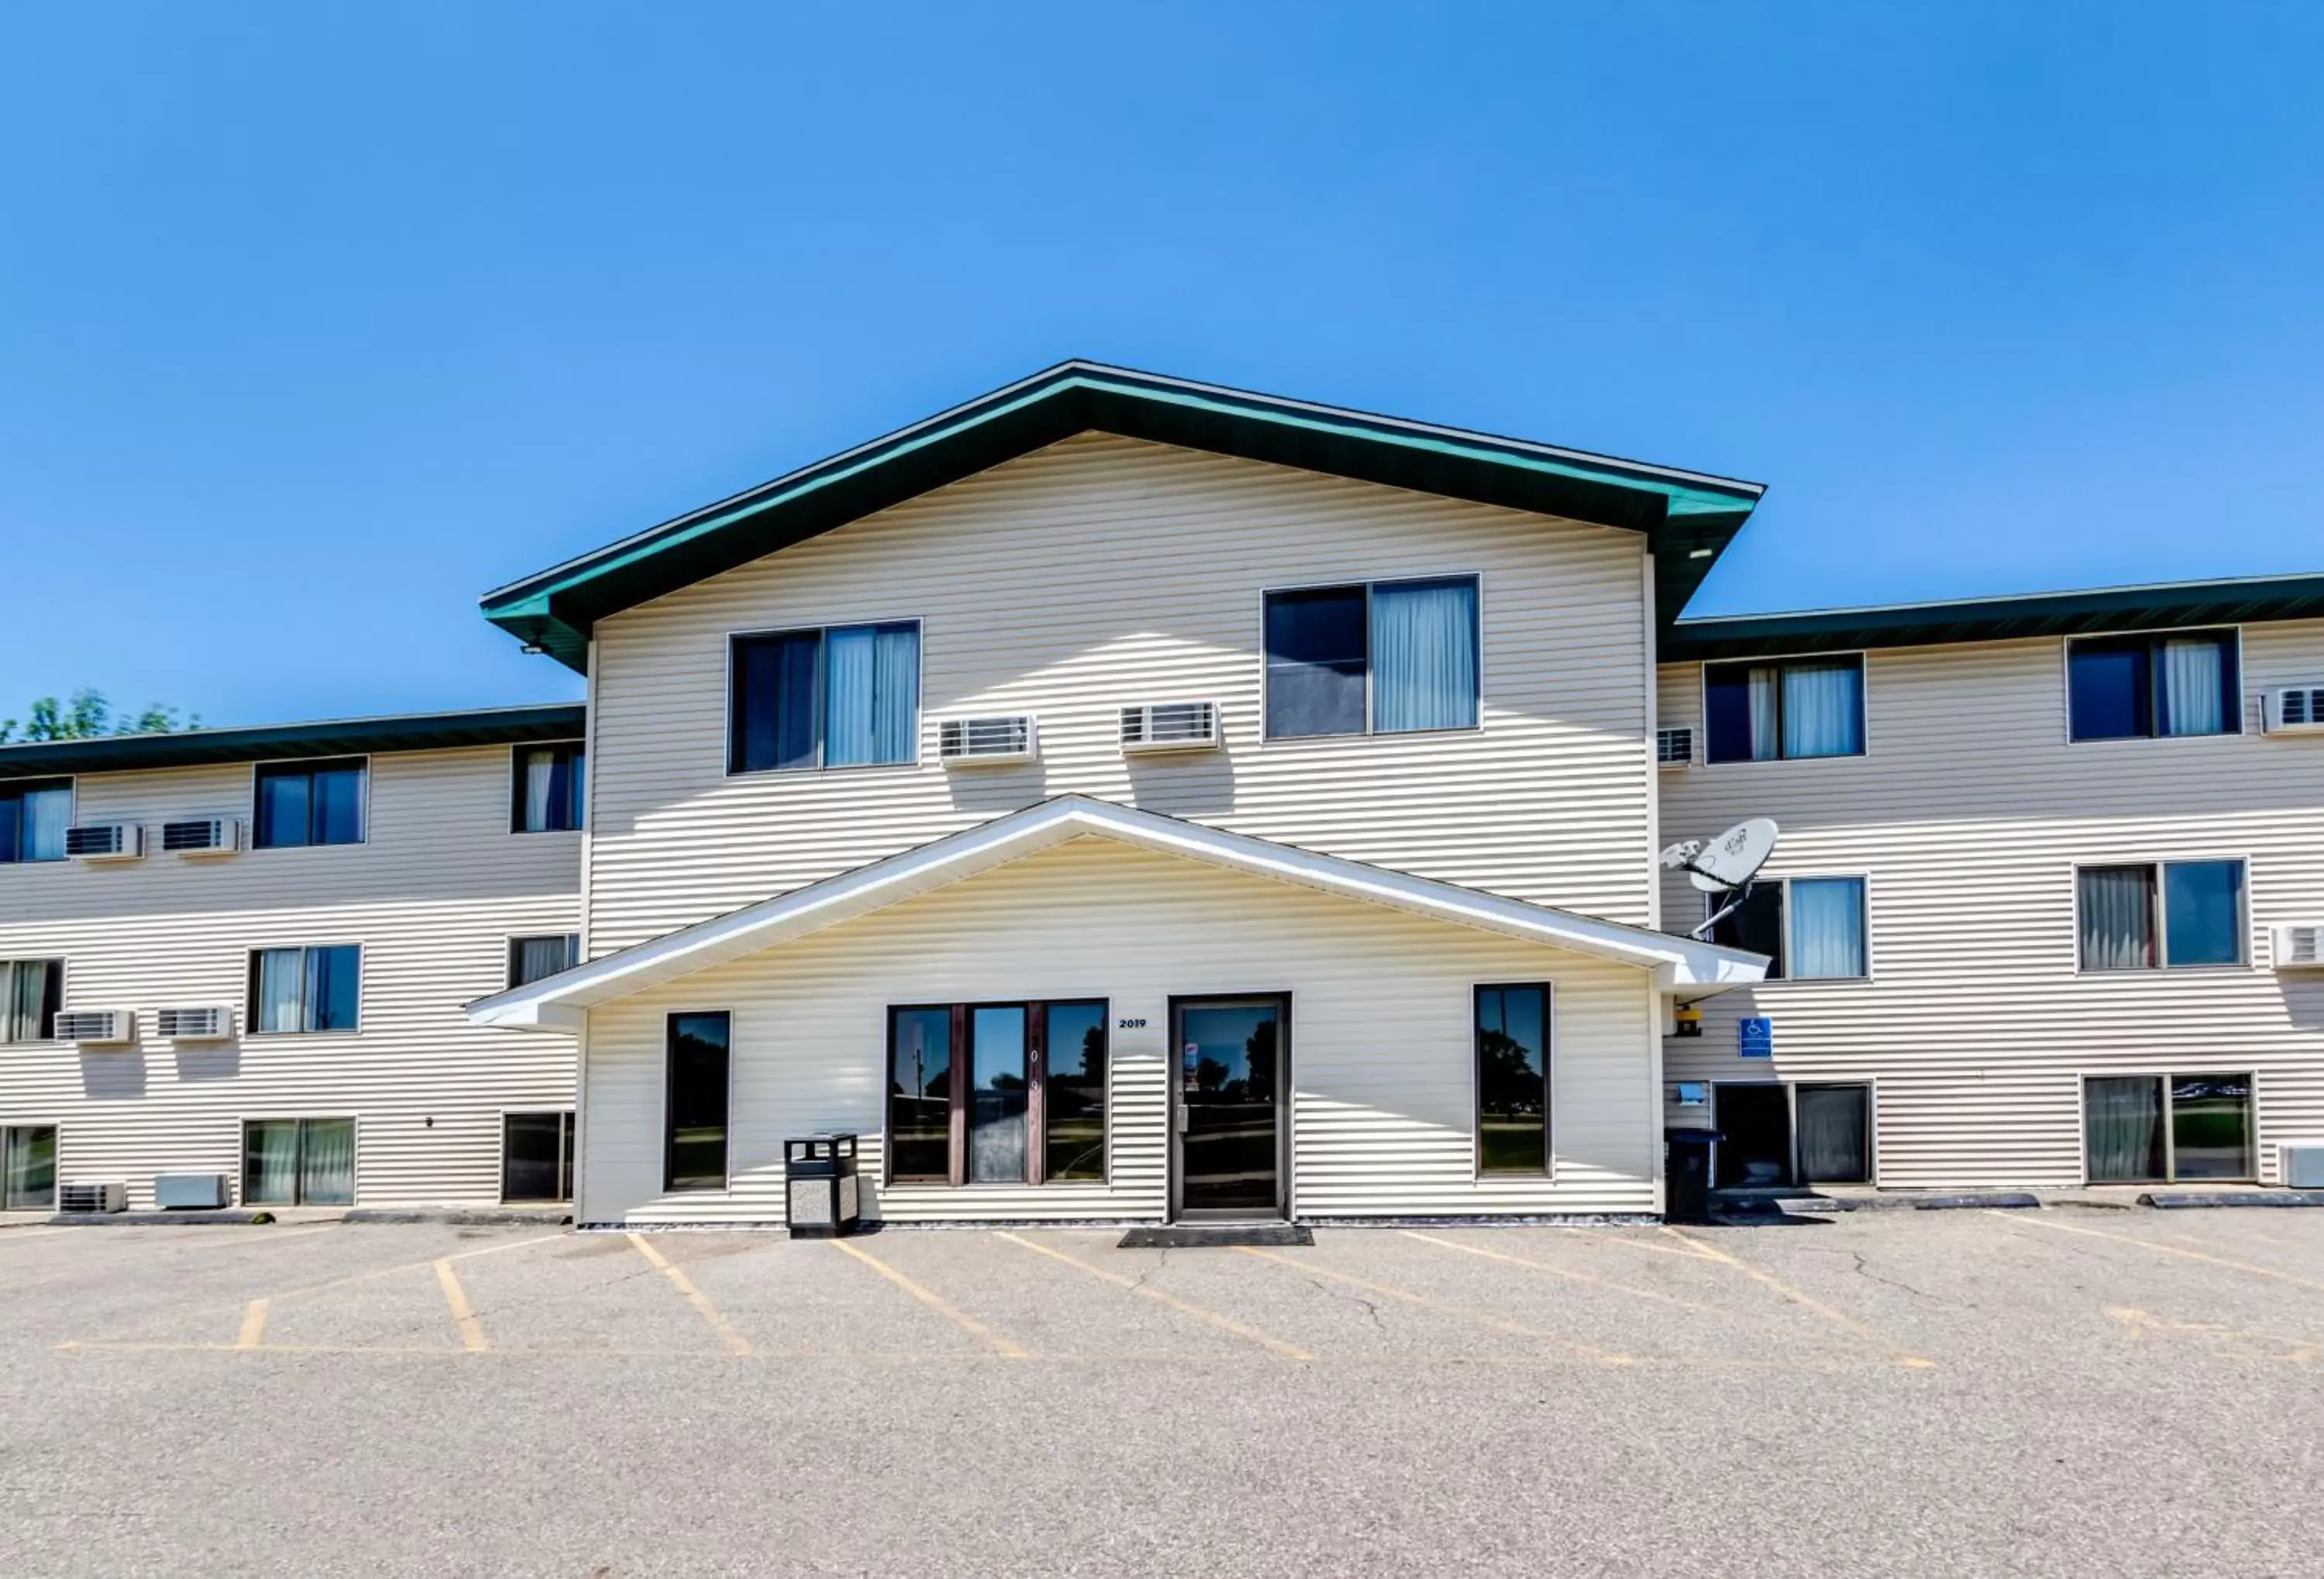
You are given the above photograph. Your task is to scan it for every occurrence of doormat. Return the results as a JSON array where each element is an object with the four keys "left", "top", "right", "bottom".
[{"left": 1117, "top": 1224, "right": 1313, "bottom": 1249}]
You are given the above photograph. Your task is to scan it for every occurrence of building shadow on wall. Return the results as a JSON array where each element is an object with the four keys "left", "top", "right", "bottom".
[
  {"left": 79, "top": 1051, "right": 147, "bottom": 1100},
  {"left": 174, "top": 1043, "right": 243, "bottom": 1083},
  {"left": 1126, "top": 750, "right": 1237, "bottom": 819},
  {"left": 944, "top": 759, "right": 1049, "bottom": 817}
]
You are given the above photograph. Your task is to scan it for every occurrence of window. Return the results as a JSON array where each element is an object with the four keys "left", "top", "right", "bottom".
[
  {"left": 665, "top": 1012, "right": 730, "bottom": 1192},
  {"left": 1263, "top": 576, "right": 1480, "bottom": 739},
  {"left": 247, "top": 946, "right": 362, "bottom": 1034},
  {"left": 1474, "top": 983, "right": 1551, "bottom": 1175},
  {"left": 1796, "top": 1084, "right": 1872, "bottom": 1184},
  {"left": 2085, "top": 1074, "right": 2253, "bottom": 1183},
  {"left": 730, "top": 623, "right": 920, "bottom": 773},
  {"left": 2078, "top": 860, "right": 2245, "bottom": 971},
  {"left": 3, "top": 1124, "right": 57, "bottom": 1210},
  {"left": 501, "top": 1111, "right": 575, "bottom": 1202},
  {"left": 885, "top": 1001, "right": 1109, "bottom": 1185},
  {"left": 2, "top": 959, "right": 64, "bottom": 1043},
  {"left": 1707, "top": 877, "right": 1868, "bottom": 981},
  {"left": 2068, "top": 629, "right": 2238, "bottom": 742},
  {"left": 0, "top": 779, "right": 70, "bottom": 863},
  {"left": 1703, "top": 656, "right": 1865, "bottom": 763},
  {"left": 242, "top": 1117, "right": 356, "bottom": 1206},
  {"left": 507, "top": 934, "right": 580, "bottom": 989},
  {"left": 254, "top": 759, "right": 366, "bottom": 848},
  {"left": 512, "top": 742, "right": 585, "bottom": 832}
]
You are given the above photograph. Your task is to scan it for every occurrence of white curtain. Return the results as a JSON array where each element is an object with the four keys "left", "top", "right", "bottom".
[
  {"left": 257, "top": 948, "right": 306, "bottom": 1033},
  {"left": 516, "top": 935, "right": 572, "bottom": 986},
  {"left": 522, "top": 750, "right": 557, "bottom": 831},
  {"left": 871, "top": 624, "right": 920, "bottom": 763},
  {"left": 299, "top": 1119, "right": 356, "bottom": 1206},
  {"left": 2085, "top": 1078, "right": 2163, "bottom": 1182},
  {"left": 243, "top": 1120, "right": 301, "bottom": 1204},
  {"left": 5, "top": 961, "right": 43, "bottom": 1042},
  {"left": 1789, "top": 878, "right": 1867, "bottom": 979},
  {"left": 1370, "top": 579, "right": 1478, "bottom": 732},
  {"left": 22, "top": 786, "right": 70, "bottom": 862},
  {"left": 2078, "top": 867, "right": 2154, "bottom": 970},
  {"left": 2159, "top": 638, "right": 2225, "bottom": 736},
  {"left": 1781, "top": 660, "right": 1864, "bottom": 759},
  {"left": 1747, "top": 668, "right": 1781, "bottom": 759}
]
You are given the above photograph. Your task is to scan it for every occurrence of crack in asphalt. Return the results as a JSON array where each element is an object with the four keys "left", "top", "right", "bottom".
[
  {"left": 1304, "top": 1276, "right": 1387, "bottom": 1333},
  {"left": 1845, "top": 1250, "right": 1971, "bottom": 1309}
]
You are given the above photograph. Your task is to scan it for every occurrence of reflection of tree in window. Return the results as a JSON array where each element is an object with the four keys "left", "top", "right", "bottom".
[
  {"left": 1195, "top": 1055, "right": 1228, "bottom": 1092},
  {"left": 1475, "top": 985, "right": 1549, "bottom": 1175}
]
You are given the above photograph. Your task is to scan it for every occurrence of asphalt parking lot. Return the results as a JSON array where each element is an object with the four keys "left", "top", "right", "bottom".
[{"left": 3, "top": 1211, "right": 2321, "bottom": 1577}]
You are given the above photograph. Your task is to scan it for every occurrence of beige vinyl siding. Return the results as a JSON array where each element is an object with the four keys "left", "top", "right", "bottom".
[
  {"left": 0, "top": 748, "right": 579, "bottom": 1208},
  {"left": 584, "top": 432, "right": 1655, "bottom": 953},
  {"left": 1655, "top": 619, "right": 2324, "bottom": 1188},
  {"left": 580, "top": 835, "right": 1657, "bottom": 1226}
]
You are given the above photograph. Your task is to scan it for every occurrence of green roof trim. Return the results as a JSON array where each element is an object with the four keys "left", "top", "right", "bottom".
[
  {"left": 482, "top": 360, "right": 1766, "bottom": 672},
  {"left": 1666, "top": 573, "right": 2324, "bottom": 662},
  {"left": 0, "top": 703, "right": 586, "bottom": 782}
]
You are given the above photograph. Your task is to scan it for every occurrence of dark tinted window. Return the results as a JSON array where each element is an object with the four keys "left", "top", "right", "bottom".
[
  {"left": 732, "top": 631, "right": 822, "bottom": 772},
  {"left": 665, "top": 1013, "right": 730, "bottom": 1191},
  {"left": 255, "top": 759, "right": 366, "bottom": 848},
  {"left": 1043, "top": 1002, "right": 1108, "bottom": 1182},
  {"left": 2171, "top": 1073, "right": 2251, "bottom": 1181},
  {"left": 512, "top": 742, "right": 585, "bottom": 832},
  {"left": 1708, "top": 882, "right": 1785, "bottom": 979},
  {"left": 1264, "top": 586, "right": 1368, "bottom": 738},
  {"left": 2068, "top": 630, "right": 2237, "bottom": 741},
  {"left": 502, "top": 1111, "right": 574, "bottom": 1202},
  {"left": 888, "top": 1006, "right": 953, "bottom": 1182},
  {"left": 0, "top": 779, "right": 70, "bottom": 863},
  {"left": 2164, "top": 860, "right": 2243, "bottom": 967},
  {"left": 1475, "top": 984, "right": 1549, "bottom": 1175}
]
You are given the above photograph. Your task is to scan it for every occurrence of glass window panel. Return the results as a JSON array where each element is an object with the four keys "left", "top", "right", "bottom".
[
  {"left": 968, "top": 1006, "right": 1029, "bottom": 1184},
  {"left": 1788, "top": 878, "right": 1867, "bottom": 979},
  {"left": 2068, "top": 638, "right": 2151, "bottom": 741},
  {"left": 255, "top": 767, "right": 312, "bottom": 848},
  {"left": 1265, "top": 587, "right": 1368, "bottom": 738},
  {"left": 298, "top": 1118, "right": 356, "bottom": 1206},
  {"left": 1797, "top": 1085, "right": 1869, "bottom": 1183},
  {"left": 1702, "top": 666, "right": 1758, "bottom": 763},
  {"left": 19, "top": 784, "right": 70, "bottom": 862},
  {"left": 2085, "top": 1077, "right": 2166, "bottom": 1182},
  {"left": 305, "top": 946, "right": 360, "bottom": 1032},
  {"left": 731, "top": 631, "right": 823, "bottom": 772},
  {"left": 1779, "top": 659, "right": 1864, "bottom": 759},
  {"left": 2078, "top": 866, "right": 2157, "bottom": 971},
  {"left": 0, "top": 793, "right": 16, "bottom": 864},
  {"left": 514, "top": 745, "right": 583, "bottom": 833},
  {"left": 2157, "top": 635, "right": 2232, "bottom": 737},
  {"left": 502, "top": 1112, "right": 567, "bottom": 1202},
  {"left": 822, "top": 624, "right": 880, "bottom": 766},
  {"left": 1370, "top": 577, "right": 1479, "bottom": 733},
  {"left": 1475, "top": 985, "right": 1549, "bottom": 1175},
  {"left": 252, "top": 948, "right": 306, "bottom": 1034},
  {"left": 665, "top": 1013, "right": 730, "bottom": 1192},
  {"left": 887, "top": 1007, "right": 952, "bottom": 1181},
  {"left": 869, "top": 624, "right": 920, "bottom": 765},
  {"left": 242, "top": 1120, "right": 302, "bottom": 1205},
  {"left": 1709, "top": 882, "right": 1785, "bottom": 979},
  {"left": 5, "top": 959, "right": 64, "bottom": 1044},
  {"left": 510, "top": 935, "right": 576, "bottom": 988},
  {"left": 4, "top": 1126, "right": 58, "bottom": 1211},
  {"left": 1042, "top": 1003, "right": 1108, "bottom": 1182},
  {"left": 2163, "top": 861, "right": 2243, "bottom": 967},
  {"left": 2170, "top": 1074, "right": 2251, "bottom": 1181},
  {"left": 311, "top": 765, "right": 365, "bottom": 845}
]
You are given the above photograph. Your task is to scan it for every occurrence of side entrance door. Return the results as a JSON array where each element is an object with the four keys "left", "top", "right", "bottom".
[{"left": 1170, "top": 996, "right": 1288, "bottom": 1221}]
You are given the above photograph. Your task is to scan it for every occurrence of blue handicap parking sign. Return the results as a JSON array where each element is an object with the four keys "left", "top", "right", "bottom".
[{"left": 1738, "top": 1017, "right": 1773, "bottom": 1058}]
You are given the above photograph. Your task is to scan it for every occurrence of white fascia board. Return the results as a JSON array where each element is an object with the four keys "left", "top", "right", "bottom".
[{"left": 466, "top": 796, "right": 1765, "bottom": 1030}]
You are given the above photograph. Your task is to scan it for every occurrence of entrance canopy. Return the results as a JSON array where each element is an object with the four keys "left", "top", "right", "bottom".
[{"left": 468, "top": 796, "right": 1766, "bottom": 1030}]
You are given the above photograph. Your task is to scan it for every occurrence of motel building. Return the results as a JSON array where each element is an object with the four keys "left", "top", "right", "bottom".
[{"left": 4, "top": 363, "right": 2322, "bottom": 1223}]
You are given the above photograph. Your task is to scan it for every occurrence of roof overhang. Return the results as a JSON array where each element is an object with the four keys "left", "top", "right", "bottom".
[
  {"left": 0, "top": 703, "right": 587, "bottom": 782},
  {"left": 1666, "top": 573, "right": 2324, "bottom": 662},
  {"left": 469, "top": 795, "right": 1766, "bottom": 1030},
  {"left": 482, "top": 361, "right": 1766, "bottom": 673}
]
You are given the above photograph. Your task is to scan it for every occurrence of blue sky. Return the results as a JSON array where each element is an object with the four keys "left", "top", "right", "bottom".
[{"left": 4, "top": 4, "right": 2320, "bottom": 726}]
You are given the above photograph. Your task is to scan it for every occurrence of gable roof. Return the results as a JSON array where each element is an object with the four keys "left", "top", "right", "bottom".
[
  {"left": 1665, "top": 571, "right": 2324, "bottom": 662},
  {"left": 481, "top": 360, "right": 1767, "bottom": 673},
  {"left": 0, "top": 703, "right": 586, "bottom": 783},
  {"left": 467, "top": 795, "right": 1765, "bottom": 1029}
]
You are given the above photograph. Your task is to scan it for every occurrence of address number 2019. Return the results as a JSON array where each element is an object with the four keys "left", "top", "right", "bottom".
[{"left": 1118, "top": 1017, "right": 1148, "bottom": 1030}]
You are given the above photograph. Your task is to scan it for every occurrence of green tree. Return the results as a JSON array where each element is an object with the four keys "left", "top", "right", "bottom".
[{"left": 0, "top": 689, "right": 199, "bottom": 744}]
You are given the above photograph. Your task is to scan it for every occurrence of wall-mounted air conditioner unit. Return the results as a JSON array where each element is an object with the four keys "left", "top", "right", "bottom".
[
  {"left": 2275, "top": 925, "right": 2324, "bottom": 970},
  {"left": 54, "top": 1010, "right": 135, "bottom": 1046},
  {"left": 155, "top": 1172, "right": 232, "bottom": 1209},
  {"left": 2265, "top": 687, "right": 2324, "bottom": 734},
  {"left": 66, "top": 824, "right": 143, "bottom": 861},
  {"left": 57, "top": 1181, "right": 128, "bottom": 1214},
  {"left": 937, "top": 715, "right": 1037, "bottom": 765},
  {"left": 161, "top": 817, "right": 241, "bottom": 857},
  {"left": 2284, "top": 1147, "right": 2324, "bottom": 1190},
  {"left": 157, "top": 1006, "right": 232, "bottom": 1041},
  {"left": 1655, "top": 727, "right": 1695, "bottom": 768},
  {"left": 1120, "top": 701, "right": 1222, "bottom": 753}
]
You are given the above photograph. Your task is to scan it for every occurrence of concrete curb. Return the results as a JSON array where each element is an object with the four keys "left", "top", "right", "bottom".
[
  {"left": 2140, "top": 1191, "right": 2324, "bottom": 1209},
  {"left": 40, "top": 1207, "right": 572, "bottom": 1228},
  {"left": 1771, "top": 1192, "right": 2041, "bottom": 1214}
]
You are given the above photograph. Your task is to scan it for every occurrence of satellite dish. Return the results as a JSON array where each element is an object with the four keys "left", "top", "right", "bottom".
[{"left": 1690, "top": 817, "right": 1779, "bottom": 892}]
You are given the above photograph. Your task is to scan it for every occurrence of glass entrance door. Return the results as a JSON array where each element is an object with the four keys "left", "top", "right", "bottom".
[{"left": 1172, "top": 997, "right": 1286, "bottom": 1219}]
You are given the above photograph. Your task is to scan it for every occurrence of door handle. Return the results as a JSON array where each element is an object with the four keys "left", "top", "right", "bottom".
[{"left": 1175, "top": 1106, "right": 1189, "bottom": 1134}]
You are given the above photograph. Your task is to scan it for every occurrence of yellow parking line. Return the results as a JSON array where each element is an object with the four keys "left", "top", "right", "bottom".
[
  {"left": 1235, "top": 1246, "right": 1631, "bottom": 1363},
  {"left": 994, "top": 1232, "right": 1312, "bottom": 1361},
  {"left": 1666, "top": 1226, "right": 1934, "bottom": 1367},
  {"left": 433, "top": 1258, "right": 488, "bottom": 1352},
  {"left": 1992, "top": 1210, "right": 2324, "bottom": 1294},
  {"left": 235, "top": 1299, "right": 270, "bottom": 1349},
  {"left": 831, "top": 1239, "right": 1027, "bottom": 1358},
  {"left": 626, "top": 1235, "right": 754, "bottom": 1356},
  {"left": 1397, "top": 1230, "right": 1760, "bottom": 1323}
]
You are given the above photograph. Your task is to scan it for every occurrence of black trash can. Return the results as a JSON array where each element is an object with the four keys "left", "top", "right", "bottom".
[
  {"left": 784, "top": 1133, "right": 861, "bottom": 1238},
  {"left": 1664, "top": 1127, "right": 1722, "bottom": 1224}
]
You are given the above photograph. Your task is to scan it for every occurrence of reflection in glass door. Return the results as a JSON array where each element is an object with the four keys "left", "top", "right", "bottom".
[{"left": 1172, "top": 997, "right": 1285, "bottom": 1219}]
